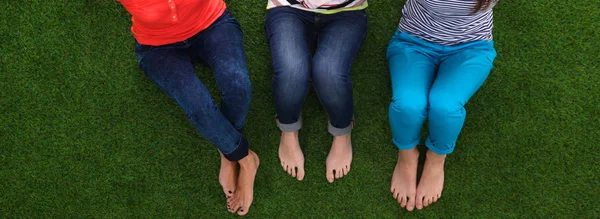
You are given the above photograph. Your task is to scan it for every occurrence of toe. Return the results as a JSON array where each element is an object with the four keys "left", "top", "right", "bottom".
[
  {"left": 406, "top": 197, "right": 415, "bottom": 211},
  {"left": 228, "top": 198, "right": 239, "bottom": 213},
  {"left": 291, "top": 166, "right": 297, "bottom": 178},
  {"left": 400, "top": 196, "right": 407, "bottom": 208},
  {"left": 296, "top": 166, "right": 305, "bottom": 181},
  {"left": 228, "top": 205, "right": 237, "bottom": 213},
  {"left": 326, "top": 169, "right": 335, "bottom": 183},
  {"left": 415, "top": 196, "right": 424, "bottom": 210},
  {"left": 237, "top": 209, "right": 248, "bottom": 216},
  {"left": 237, "top": 197, "right": 254, "bottom": 216},
  {"left": 237, "top": 203, "right": 249, "bottom": 216},
  {"left": 335, "top": 170, "right": 341, "bottom": 179},
  {"left": 225, "top": 189, "right": 234, "bottom": 198},
  {"left": 433, "top": 195, "right": 439, "bottom": 203},
  {"left": 231, "top": 203, "right": 242, "bottom": 213}
]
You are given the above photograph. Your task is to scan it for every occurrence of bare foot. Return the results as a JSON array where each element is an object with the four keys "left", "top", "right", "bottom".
[
  {"left": 415, "top": 150, "right": 446, "bottom": 210},
  {"left": 325, "top": 132, "right": 352, "bottom": 183},
  {"left": 219, "top": 151, "right": 237, "bottom": 198},
  {"left": 391, "top": 148, "right": 419, "bottom": 211},
  {"left": 227, "top": 150, "right": 260, "bottom": 216},
  {"left": 279, "top": 132, "right": 305, "bottom": 180}
]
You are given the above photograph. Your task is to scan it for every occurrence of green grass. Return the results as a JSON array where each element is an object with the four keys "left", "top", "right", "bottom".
[{"left": 1, "top": 0, "right": 599, "bottom": 217}]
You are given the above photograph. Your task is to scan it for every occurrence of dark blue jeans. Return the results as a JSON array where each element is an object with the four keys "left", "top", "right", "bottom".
[
  {"left": 135, "top": 10, "right": 251, "bottom": 161},
  {"left": 265, "top": 7, "right": 367, "bottom": 136}
]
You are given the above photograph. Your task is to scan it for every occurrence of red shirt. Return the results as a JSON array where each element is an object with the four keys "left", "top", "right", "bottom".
[{"left": 119, "top": 0, "right": 226, "bottom": 46}]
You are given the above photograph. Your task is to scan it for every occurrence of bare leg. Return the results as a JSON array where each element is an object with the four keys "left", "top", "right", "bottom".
[
  {"left": 325, "top": 132, "right": 352, "bottom": 183},
  {"left": 219, "top": 150, "right": 238, "bottom": 197},
  {"left": 391, "top": 148, "right": 419, "bottom": 211},
  {"left": 415, "top": 150, "right": 446, "bottom": 210},
  {"left": 227, "top": 150, "right": 260, "bottom": 215},
  {"left": 278, "top": 131, "right": 305, "bottom": 180}
]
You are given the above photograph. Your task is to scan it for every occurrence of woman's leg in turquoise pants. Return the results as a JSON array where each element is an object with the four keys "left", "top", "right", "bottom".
[
  {"left": 416, "top": 42, "right": 496, "bottom": 210},
  {"left": 387, "top": 35, "right": 437, "bottom": 211},
  {"left": 388, "top": 43, "right": 437, "bottom": 150},
  {"left": 425, "top": 44, "right": 497, "bottom": 154}
]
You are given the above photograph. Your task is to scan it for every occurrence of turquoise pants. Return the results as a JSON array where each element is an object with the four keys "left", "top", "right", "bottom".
[{"left": 387, "top": 30, "right": 497, "bottom": 154}]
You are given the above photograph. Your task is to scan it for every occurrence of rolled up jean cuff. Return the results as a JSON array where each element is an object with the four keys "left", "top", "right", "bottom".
[
  {"left": 276, "top": 116, "right": 302, "bottom": 132},
  {"left": 223, "top": 137, "right": 249, "bottom": 161},
  {"left": 328, "top": 120, "right": 353, "bottom": 136}
]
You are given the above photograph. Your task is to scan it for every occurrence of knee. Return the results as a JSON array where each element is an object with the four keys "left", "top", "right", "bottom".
[
  {"left": 273, "top": 58, "right": 310, "bottom": 88},
  {"left": 222, "top": 68, "right": 252, "bottom": 104},
  {"left": 312, "top": 61, "right": 350, "bottom": 87},
  {"left": 389, "top": 96, "right": 427, "bottom": 121},
  {"left": 428, "top": 93, "right": 465, "bottom": 119},
  {"left": 231, "top": 79, "right": 252, "bottom": 104}
]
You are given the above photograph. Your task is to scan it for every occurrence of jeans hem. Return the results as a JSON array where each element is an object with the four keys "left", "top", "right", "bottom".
[
  {"left": 425, "top": 137, "right": 454, "bottom": 155},
  {"left": 277, "top": 116, "right": 302, "bottom": 132},
  {"left": 328, "top": 120, "right": 353, "bottom": 136},
  {"left": 223, "top": 137, "right": 249, "bottom": 161}
]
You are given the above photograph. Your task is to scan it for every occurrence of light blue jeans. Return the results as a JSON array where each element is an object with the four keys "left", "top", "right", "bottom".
[{"left": 387, "top": 30, "right": 497, "bottom": 155}]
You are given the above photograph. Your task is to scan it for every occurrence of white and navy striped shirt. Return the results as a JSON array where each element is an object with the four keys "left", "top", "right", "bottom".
[{"left": 398, "top": 0, "right": 497, "bottom": 45}]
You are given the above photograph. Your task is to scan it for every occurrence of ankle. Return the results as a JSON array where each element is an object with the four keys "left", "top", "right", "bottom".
[
  {"left": 281, "top": 131, "right": 298, "bottom": 139},
  {"left": 425, "top": 150, "right": 447, "bottom": 163},
  {"left": 333, "top": 132, "right": 351, "bottom": 141},
  {"left": 221, "top": 157, "right": 236, "bottom": 165},
  {"left": 219, "top": 152, "right": 236, "bottom": 164},
  {"left": 238, "top": 151, "right": 257, "bottom": 168},
  {"left": 397, "top": 148, "right": 419, "bottom": 164}
]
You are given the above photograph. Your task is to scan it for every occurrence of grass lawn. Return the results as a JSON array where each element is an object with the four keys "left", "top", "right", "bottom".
[{"left": 1, "top": 0, "right": 599, "bottom": 217}]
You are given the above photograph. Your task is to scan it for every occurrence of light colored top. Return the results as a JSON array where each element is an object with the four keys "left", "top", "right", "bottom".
[
  {"left": 398, "top": 0, "right": 497, "bottom": 45},
  {"left": 267, "top": 0, "right": 368, "bottom": 14}
]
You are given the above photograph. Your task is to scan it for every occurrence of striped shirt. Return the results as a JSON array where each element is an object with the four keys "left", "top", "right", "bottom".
[
  {"left": 398, "top": 0, "right": 498, "bottom": 45},
  {"left": 267, "top": 0, "right": 368, "bottom": 14}
]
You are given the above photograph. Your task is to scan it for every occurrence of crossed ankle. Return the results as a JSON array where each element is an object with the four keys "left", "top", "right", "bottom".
[{"left": 238, "top": 152, "right": 257, "bottom": 166}]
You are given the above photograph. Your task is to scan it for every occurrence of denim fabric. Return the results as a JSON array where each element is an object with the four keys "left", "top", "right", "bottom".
[
  {"left": 135, "top": 10, "right": 251, "bottom": 161},
  {"left": 265, "top": 6, "right": 367, "bottom": 136}
]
